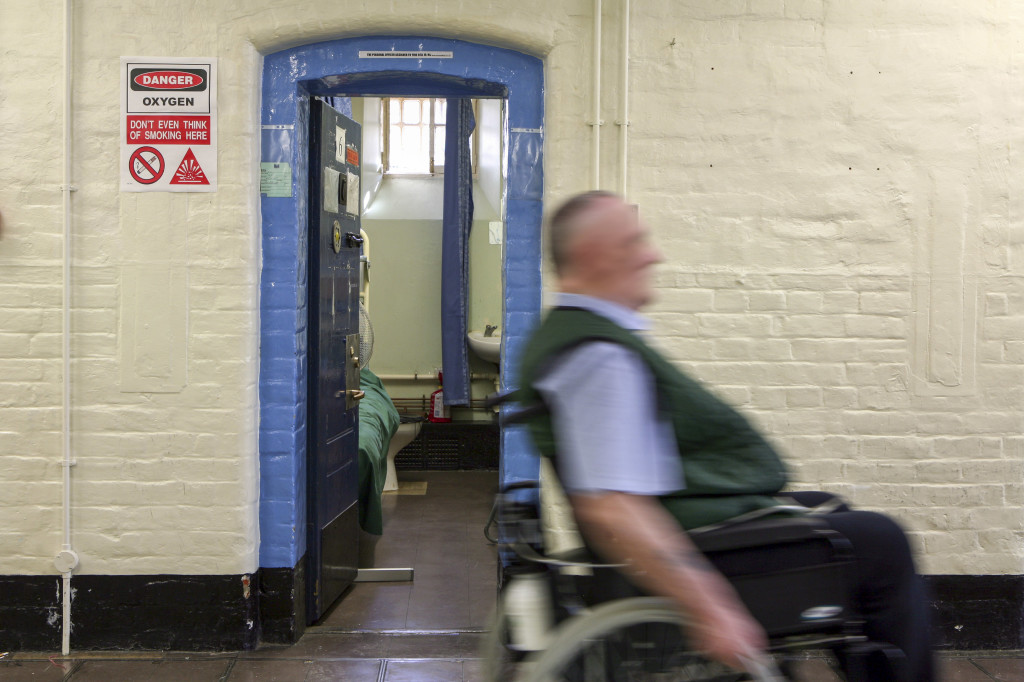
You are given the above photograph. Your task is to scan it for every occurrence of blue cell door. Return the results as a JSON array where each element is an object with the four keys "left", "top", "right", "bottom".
[{"left": 307, "top": 98, "right": 363, "bottom": 622}]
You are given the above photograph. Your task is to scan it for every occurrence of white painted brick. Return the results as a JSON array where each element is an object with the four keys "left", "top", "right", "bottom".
[
  {"left": 1005, "top": 484, "right": 1024, "bottom": 506},
  {"left": 649, "top": 312, "right": 700, "bottom": 337},
  {"left": 855, "top": 340, "right": 909, "bottom": 363},
  {"left": 713, "top": 338, "right": 790, "bottom": 360},
  {"left": 0, "top": 0, "right": 1020, "bottom": 579},
  {"left": 842, "top": 411, "right": 919, "bottom": 436},
  {"left": 984, "top": 316, "right": 1024, "bottom": 339},
  {"left": 843, "top": 314, "right": 906, "bottom": 339},
  {"left": 655, "top": 288, "right": 715, "bottom": 312},
  {"left": 823, "top": 387, "right": 858, "bottom": 409},
  {"left": 976, "top": 529, "right": 1023, "bottom": 555},
  {"left": 660, "top": 338, "right": 715, "bottom": 361},
  {"left": 782, "top": 0, "right": 824, "bottom": 20},
  {"left": 985, "top": 292, "right": 1009, "bottom": 316},
  {"left": 914, "top": 508, "right": 973, "bottom": 532},
  {"left": 696, "top": 313, "right": 774, "bottom": 337},
  {"left": 712, "top": 290, "right": 748, "bottom": 312},
  {"left": 786, "top": 460, "right": 845, "bottom": 486},
  {"left": 785, "top": 387, "right": 822, "bottom": 408},
  {"left": 768, "top": 409, "right": 845, "bottom": 435},
  {"left": 995, "top": 337, "right": 1019, "bottom": 360},
  {"left": 748, "top": 291, "right": 786, "bottom": 311},
  {"left": 859, "top": 436, "right": 925, "bottom": 461},
  {"left": 712, "top": 386, "right": 751, "bottom": 407},
  {"left": 860, "top": 291, "right": 911, "bottom": 315},
  {"left": 857, "top": 386, "right": 914, "bottom": 410},
  {"left": 821, "top": 291, "right": 860, "bottom": 313},
  {"left": 971, "top": 508, "right": 1024, "bottom": 532},
  {"left": 750, "top": 386, "right": 788, "bottom": 409},
  {"left": 790, "top": 338, "right": 859, "bottom": 361},
  {"left": 776, "top": 315, "right": 846, "bottom": 338},
  {"left": 784, "top": 291, "right": 823, "bottom": 312},
  {"left": 978, "top": 340, "right": 1004, "bottom": 363}
]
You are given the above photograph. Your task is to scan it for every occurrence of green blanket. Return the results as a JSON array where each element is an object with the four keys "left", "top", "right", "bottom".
[{"left": 357, "top": 367, "right": 400, "bottom": 535}]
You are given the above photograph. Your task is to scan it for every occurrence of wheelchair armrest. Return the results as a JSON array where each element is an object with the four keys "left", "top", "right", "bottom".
[{"left": 689, "top": 516, "right": 842, "bottom": 554}]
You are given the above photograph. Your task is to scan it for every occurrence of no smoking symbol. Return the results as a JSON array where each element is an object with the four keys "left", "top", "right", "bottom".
[{"left": 129, "top": 146, "right": 164, "bottom": 184}]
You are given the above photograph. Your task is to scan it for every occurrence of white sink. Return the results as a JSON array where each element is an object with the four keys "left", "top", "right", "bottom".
[{"left": 467, "top": 330, "right": 501, "bottom": 364}]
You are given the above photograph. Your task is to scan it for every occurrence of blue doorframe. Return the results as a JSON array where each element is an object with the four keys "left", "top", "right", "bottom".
[{"left": 259, "top": 36, "right": 543, "bottom": 570}]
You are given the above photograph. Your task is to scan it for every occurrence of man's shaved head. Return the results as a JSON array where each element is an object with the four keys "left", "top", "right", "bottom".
[
  {"left": 548, "top": 191, "right": 663, "bottom": 310},
  {"left": 548, "top": 190, "right": 619, "bottom": 276}
]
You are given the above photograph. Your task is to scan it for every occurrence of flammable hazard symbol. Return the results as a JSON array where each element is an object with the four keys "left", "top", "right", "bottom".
[{"left": 169, "top": 148, "right": 210, "bottom": 185}]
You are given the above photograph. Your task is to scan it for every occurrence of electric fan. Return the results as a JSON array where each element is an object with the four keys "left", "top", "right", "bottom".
[{"left": 358, "top": 302, "right": 373, "bottom": 369}]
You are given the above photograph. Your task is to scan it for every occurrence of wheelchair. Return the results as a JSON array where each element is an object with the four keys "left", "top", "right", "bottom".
[{"left": 480, "top": 396, "right": 903, "bottom": 681}]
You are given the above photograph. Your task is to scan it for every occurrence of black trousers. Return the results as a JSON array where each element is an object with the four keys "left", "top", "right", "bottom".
[
  {"left": 785, "top": 491, "right": 935, "bottom": 682},
  {"left": 587, "top": 492, "right": 936, "bottom": 681}
]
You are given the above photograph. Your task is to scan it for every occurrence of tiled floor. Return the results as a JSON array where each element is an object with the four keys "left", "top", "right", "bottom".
[
  {"left": 317, "top": 470, "right": 498, "bottom": 632},
  {"left": 4, "top": 470, "right": 1023, "bottom": 680}
]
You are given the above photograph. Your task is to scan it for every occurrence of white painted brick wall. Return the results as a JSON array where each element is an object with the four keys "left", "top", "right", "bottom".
[{"left": 1, "top": 0, "right": 1022, "bottom": 577}]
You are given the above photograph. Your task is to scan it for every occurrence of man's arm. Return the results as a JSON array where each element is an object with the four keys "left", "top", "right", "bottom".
[{"left": 570, "top": 490, "right": 768, "bottom": 670}]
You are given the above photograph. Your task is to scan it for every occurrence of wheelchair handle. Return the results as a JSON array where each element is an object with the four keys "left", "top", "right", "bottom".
[
  {"left": 484, "top": 389, "right": 549, "bottom": 425},
  {"left": 484, "top": 389, "right": 520, "bottom": 408}
]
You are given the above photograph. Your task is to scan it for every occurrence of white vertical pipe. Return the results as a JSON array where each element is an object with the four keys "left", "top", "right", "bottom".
[
  {"left": 591, "top": 0, "right": 602, "bottom": 189},
  {"left": 58, "top": 0, "right": 78, "bottom": 657},
  {"left": 618, "top": 0, "right": 630, "bottom": 196},
  {"left": 61, "top": 0, "right": 72, "bottom": 555}
]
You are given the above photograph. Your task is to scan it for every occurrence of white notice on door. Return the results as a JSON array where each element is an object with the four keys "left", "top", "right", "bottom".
[
  {"left": 324, "top": 167, "right": 340, "bottom": 213},
  {"left": 346, "top": 172, "right": 360, "bottom": 216},
  {"left": 335, "top": 127, "right": 346, "bottom": 164}
]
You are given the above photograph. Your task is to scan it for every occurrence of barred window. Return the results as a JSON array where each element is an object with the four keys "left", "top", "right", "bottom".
[{"left": 382, "top": 98, "right": 477, "bottom": 174}]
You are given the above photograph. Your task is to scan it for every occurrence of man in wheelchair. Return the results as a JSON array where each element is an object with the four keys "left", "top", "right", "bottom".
[{"left": 516, "top": 191, "right": 935, "bottom": 681}]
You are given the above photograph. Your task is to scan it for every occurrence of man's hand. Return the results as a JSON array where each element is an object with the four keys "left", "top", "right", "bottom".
[
  {"left": 683, "top": 571, "right": 769, "bottom": 670},
  {"left": 570, "top": 490, "right": 768, "bottom": 671}
]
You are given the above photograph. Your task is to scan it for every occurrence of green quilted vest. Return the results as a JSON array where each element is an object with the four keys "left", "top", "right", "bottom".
[{"left": 518, "top": 307, "right": 788, "bottom": 530}]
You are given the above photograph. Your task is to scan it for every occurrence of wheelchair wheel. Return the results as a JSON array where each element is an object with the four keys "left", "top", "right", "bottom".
[{"left": 517, "top": 597, "right": 784, "bottom": 682}]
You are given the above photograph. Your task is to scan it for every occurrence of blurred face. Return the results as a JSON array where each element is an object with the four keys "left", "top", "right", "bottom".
[{"left": 563, "top": 197, "right": 663, "bottom": 310}]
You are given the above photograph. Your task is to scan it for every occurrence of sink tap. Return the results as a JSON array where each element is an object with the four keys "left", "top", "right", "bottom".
[{"left": 484, "top": 324, "right": 498, "bottom": 338}]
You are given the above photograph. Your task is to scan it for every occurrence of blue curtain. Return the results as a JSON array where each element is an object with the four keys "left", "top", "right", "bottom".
[{"left": 440, "top": 99, "right": 476, "bottom": 406}]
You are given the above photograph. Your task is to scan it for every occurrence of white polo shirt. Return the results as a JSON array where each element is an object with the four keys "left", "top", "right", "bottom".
[{"left": 533, "top": 294, "right": 685, "bottom": 495}]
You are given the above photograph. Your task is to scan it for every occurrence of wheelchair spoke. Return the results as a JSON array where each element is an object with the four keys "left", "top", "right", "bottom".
[
  {"left": 518, "top": 598, "right": 767, "bottom": 682},
  {"left": 557, "top": 629, "right": 750, "bottom": 681}
]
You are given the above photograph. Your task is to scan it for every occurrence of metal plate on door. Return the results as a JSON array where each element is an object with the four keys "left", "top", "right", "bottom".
[
  {"left": 332, "top": 220, "right": 342, "bottom": 253},
  {"left": 345, "top": 332, "right": 361, "bottom": 409}
]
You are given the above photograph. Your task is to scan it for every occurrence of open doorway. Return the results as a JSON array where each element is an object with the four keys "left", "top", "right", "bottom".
[
  {"left": 257, "top": 36, "right": 543, "bottom": 639},
  {"left": 305, "top": 93, "right": 504, "bottom": 628},
  {"left": 356, "top": 95, "right": 505, "bottom": 422},
  {"left": 304, "top": 85, "right": 503, "bottom": 623}
]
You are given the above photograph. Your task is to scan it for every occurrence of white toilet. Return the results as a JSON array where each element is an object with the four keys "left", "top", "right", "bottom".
[{"left": 383, "top": 418, "right": 423, "bottom": 492}]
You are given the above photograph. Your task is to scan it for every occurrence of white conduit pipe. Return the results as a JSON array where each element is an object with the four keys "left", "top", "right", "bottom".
[
  {"left": 590, "top": 0, "right": 603, "bottom": 188},
  {"left": 617, "top": 0, "right": 630, "bottom": 196},
  {"left": 56, "top": 0, "right": 79, "bottom": 657},
  {"left": 377, "top": 372, "right": 501, "bottom": 395},
  {"left": 376, "top": 373, "right": 499, "bottom": 382}
]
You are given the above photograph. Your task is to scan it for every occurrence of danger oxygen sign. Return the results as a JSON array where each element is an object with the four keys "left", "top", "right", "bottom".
[{"left": 120, "top": 57, "right": 217, "bottom": 192}]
